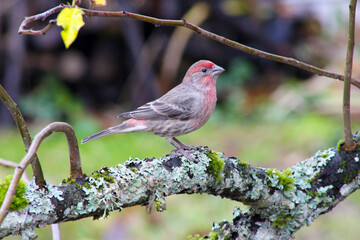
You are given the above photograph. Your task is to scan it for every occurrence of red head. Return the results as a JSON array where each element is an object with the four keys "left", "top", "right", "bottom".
[{"left": 182, "top": 60, "right": 225, "bottom": 90}]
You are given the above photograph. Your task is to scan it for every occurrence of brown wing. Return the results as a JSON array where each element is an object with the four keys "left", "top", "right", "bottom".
[{"left": 118, "top": 84, "right": 197, "bottom": 120}]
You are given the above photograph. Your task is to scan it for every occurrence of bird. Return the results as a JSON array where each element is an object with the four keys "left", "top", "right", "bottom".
[{"left": 81, "top": 60, "right": 225, "bottom": 161}]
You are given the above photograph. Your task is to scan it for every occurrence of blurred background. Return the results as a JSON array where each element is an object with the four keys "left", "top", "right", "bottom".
[{"left": 1, "top": 0, "right": 360, "bottom": 239}]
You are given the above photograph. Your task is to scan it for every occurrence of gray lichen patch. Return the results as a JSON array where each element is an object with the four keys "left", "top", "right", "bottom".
[{"left": 211, "top": 147, "right": 360, "bottom": 239}]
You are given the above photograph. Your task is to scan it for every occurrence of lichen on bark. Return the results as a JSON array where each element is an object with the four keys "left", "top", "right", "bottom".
[{"left": 0, "top": 144, "right": 360, "bottom": 239}]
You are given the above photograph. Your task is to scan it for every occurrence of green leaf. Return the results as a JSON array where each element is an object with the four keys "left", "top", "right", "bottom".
[{"left": 57, "top": 7, "right": 85, "bottom": 49}]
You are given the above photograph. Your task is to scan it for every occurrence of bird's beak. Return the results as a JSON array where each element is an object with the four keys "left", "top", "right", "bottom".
[{"left": 212, "top": 64, "right": 225, "bottom": 76}]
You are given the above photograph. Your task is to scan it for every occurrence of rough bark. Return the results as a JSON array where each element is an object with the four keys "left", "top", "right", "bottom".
[{"left": 1, "top": 139, "right": 360, "bottom": 239}]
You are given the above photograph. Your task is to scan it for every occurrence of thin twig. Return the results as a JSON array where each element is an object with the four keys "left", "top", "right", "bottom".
[
  {"left": 18, "top": 4, "right": 64, "bottom": 35},
  {"left": 51, "top": 223, "right": 61, "bottom": 240},
  {"left": 0, "top": 158, "right": 18, "bottom": 168},
  {"left": 0, "top": 122, "right": 82, "bottom": 224},
  {"left": 17, "top": 5, "right": 360, "bottom": 89},
  {"left": 0, "top": 158, "right": 31, "bottom": 184},
  {"left": 342, "top": 0, "right": 358, "bottom": 149},
  {"left": 0, "top": 84, "right": 46, "bottom": 188}
]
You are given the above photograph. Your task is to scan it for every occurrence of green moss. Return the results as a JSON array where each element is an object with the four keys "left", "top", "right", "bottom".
[
  {"left": 267, "top": 168, "right": 294, "bottom": 191},
  {"left": 339, "top": 161, "right": 346, "bottom": 169},
  {"left": 130, "top": 168, "right": 138, "bottom": 173},
  {"left": 61, "top": 177, "right": 75, "bottom": 184},
  {"left": 337, "top": 139, "right": 345, "bottom": 151},
  {"left": 206, "top": 151, "right": 225, "bottom": 182},
  {"left": 155, "top": 200, "right": 161, "bottom": 208},
  {"left": 101, "top": 167, "right": 110, "bottom": 176},
  {"left": 0, "top": 175, "right": 28, "bottom": 211},
  {"left": 103, "top": 175, "right": 115, "bottom": 183},
  {"left": 266, "top": 169, "right": 274, "bottom": 176},
  {"left": 187, "top": 234, "right": 201, "bottom": 240},
  {"left": 238, "top": 160, "right": 249, "bottom": 169},
  {"left": 89, "top": 171, "right": 114, "bottom": 183},
  {"left": 89, "top": 172, "right": 102, "bottom": 179},
  {"left": 187, "top": 233, "right": 218, "bottom": 240},
  {"left": 155, "top": 200, "right": 166, "bottom": 212},
  {"left": 307, "top": 191, "right": 324, "bottom": 197},
  {"left": 272, "top": 212, "right": 292, "bottom": 229},
  {"left": 343, "top": 170, "right": 359, "bottom": 184},
  {"left": 208, "top": 231, "right": 218, "bottom": 239}
]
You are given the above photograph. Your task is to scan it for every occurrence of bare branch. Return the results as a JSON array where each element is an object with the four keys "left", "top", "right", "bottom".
[
  {"left": 18, "top": 5, "right": 360, "bottom": 89},
  {"left": 0, "top": 122, "right": 82, "bottom": 224},
  {"left": 0, "top": 158, "right": 31, "bottom": 184},
  {"left": 0, "top": 84, "right": 45, "bottom": 188},
  {"left": 342, "top": 0, "right": 358, "bottom": 149},
  {"left": 18, "top": 5, "right": 64, "bottom": 35},
  {"left": 0, "top": 158, "right": 18, "bottom": 168}
]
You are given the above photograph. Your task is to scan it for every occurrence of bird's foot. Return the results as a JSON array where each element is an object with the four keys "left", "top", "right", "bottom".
[
  {"left": 172, "top": 137, "right": 199, "bottom": 150},
  {"left": 170, "top": 148, "right": 198, "bottom": 163},
  {"left": 177, "top": 143, "right": 199, "bottom": 150}
]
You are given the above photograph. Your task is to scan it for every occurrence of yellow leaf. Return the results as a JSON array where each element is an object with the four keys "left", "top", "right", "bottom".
[
  {"left": 93, "top": 0, "right": 107, "bottom": 6},
  {"left": 57, "top": 7, "right": 85, "bottom": 49}
]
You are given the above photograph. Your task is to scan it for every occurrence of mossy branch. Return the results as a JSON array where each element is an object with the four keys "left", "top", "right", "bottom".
[
  {"left": 1, "top": 139, "right": 360, "bottom": 239},
  {"left": 0, "top": 122, "right": 82, "bottom": 224},
  {"left": 18, "top": 4, "right": 360, "bottom": 89}
]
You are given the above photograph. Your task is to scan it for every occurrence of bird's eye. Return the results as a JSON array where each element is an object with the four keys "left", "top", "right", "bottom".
[{"left": 201, "top": 68, "right": 207, "bottom": 73}]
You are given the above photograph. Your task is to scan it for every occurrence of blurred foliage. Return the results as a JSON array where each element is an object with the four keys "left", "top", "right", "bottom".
[
  {"left": 19, "top": 75, "right": 81, "bottom": 120},
  {"left": 18, "top": 75, "right": 99, "bottom": 134},
  {"left": 216, "top": 58, "right": 255, "bottom": 91}
]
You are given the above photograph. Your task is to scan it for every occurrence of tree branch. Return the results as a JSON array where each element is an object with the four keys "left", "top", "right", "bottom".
[
  {"left": 0, "top": 84, "right": 45, "bottom": 188},
  {"left": 0, "top": 122, "right": 82, "bottom": 224},
  {"left": 17, "top": 4, "right": 63, "bottom": 35},
  {"left": 0, "top": 158, "right": 31, "bottom": 184},
  {"left": 342, "top": 0, "right": 358, "bottom": 149},
  {"left": 1, "top": 138, "right": 359, "bottom": 239},
  {"left": 17, "top": 5, "right": 360, "bottom": 89}
]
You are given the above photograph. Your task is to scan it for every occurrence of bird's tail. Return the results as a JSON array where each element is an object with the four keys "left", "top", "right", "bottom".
[
  {"left": 81, "top": 127, "right": 115, "bottom": 144},
  {"left": 81, "top": 120, "right": 147, "bottom": 144}
]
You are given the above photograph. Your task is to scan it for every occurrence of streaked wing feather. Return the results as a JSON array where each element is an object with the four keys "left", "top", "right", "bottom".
[
  {"left": 118, "top": 84, "right": 197, "bottom": 120},
  {"left": 127, "top": 98, "right": 195, "bottom": 120}
]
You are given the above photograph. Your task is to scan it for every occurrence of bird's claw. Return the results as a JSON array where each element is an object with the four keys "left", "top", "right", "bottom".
[
  {"left": 183, "top": 145, "right": 197, "bottom": 150},
  {"left": 170, "top": 148, "right": 198, "bottom": 163},
  {"left": 176, "top": 142, "right": 198, "bottom": 150}
]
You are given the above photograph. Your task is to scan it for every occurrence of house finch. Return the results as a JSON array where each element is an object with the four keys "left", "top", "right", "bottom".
[{"left": 81, "top": 60, "right": 224, "bottom": 161}]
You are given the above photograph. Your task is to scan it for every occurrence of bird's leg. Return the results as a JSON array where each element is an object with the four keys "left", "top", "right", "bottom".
[
  {"left": 166, "top": 138, "right": 198, "bottom": 163},
  {"left": 172, "top": 137, "right": 196, "bottom": 150}
]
